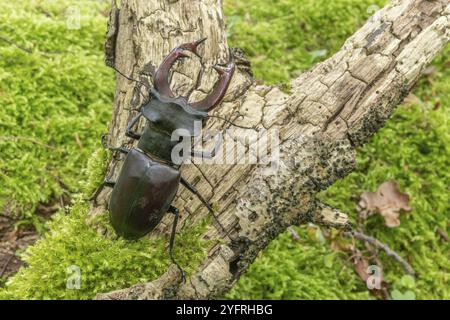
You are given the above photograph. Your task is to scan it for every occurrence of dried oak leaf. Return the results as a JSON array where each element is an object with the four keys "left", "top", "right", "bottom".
[
  {"left": 353, "top": 254, "right": 370, "bottom": 282},
  {"left": 358, "top": 180, "right": 411, "bottom": 227}
]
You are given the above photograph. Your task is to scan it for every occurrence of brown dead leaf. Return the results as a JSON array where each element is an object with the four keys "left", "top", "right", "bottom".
[
  {"left": 436, "top": 227, "right": 449, "bottom": 242},
  {"left": 433, "top": 100, "right": 441, "bottom": 110},
  {"left": 353, "top": 255, "right": 370, "bottom": 282},
  {"left": 358, "top": 180, "right": 411, "bottom": 227},
  {"left": 349, "top": 247, "right": 373, "bottom": 283}
]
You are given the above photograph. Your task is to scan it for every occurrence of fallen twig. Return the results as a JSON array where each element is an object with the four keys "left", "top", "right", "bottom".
[
  {"left": 0, "top": 253, "right": 15, "bottom": 278},
  {"left": 436, "top": 227, "right": 449, "bottom": 242},
  {"left": 0, "top": 136, "right": 55, "bottom": 150},
  {"left": 344, "top": 231, "right": 415, "bottom": 276},
  {"left": 287, "top": 226, "right": 300, "bottom": 241},
  {"left": 0, "top": 35, "right": 32, "bottom": 54},
  {"left": 0, "top": 34, "right": 72, "bottom": 56}
]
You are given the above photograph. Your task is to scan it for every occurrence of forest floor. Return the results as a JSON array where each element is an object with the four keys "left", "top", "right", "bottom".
[{"left": 0, "top": 0, "right": 448, "bottom": 299}]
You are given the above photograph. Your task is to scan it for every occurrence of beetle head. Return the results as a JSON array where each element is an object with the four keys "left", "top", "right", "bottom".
[{"left": 141, "top": 89, "right": 207, "bottom": 137}]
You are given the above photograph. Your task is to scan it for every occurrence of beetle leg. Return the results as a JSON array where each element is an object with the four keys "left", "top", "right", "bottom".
[
  {"left": 104, "top": 180, "right": 116, "bottom": 188},
  {"left": 105, "top": 147, "right": 130, "bottom": 155},
  {"left": 167, "top": 206, "right": 186, "bottom": 283},
  {"left": 154, "top": 38, "right": 207, "bottom": 98},
  {"left": 100, "top": 134, "right": 130, "bottom": 154},
  {"left": 191, "top": 131, "right": 223, "bottom": 159},
  {"left": 89, "top": 179, "right": 116, "bottom": 202},
  {"left": 191, "top": 58, "right": 236, "bottom": 111},
  {"left": 125, "top": 112, "right": 143, "bottom": 140},
  {"left": 180, "top": 177, "right": 233, "bottom": 240}
]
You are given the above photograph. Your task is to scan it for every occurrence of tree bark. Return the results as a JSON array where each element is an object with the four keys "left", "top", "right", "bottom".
[{"left": 94, "top": 0, "right": 449, "bottom": 299}]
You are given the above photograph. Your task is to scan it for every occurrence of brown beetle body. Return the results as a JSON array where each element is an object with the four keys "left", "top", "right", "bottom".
[{"left": 109, "top": 149, "right": 180, "bottom": 239}]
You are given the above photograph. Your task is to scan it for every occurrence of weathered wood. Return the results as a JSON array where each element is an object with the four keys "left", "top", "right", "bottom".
[{"left": 94, "top": 0, "right": 449, "bottom": 299}]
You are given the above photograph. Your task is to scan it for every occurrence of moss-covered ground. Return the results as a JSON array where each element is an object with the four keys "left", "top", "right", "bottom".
[
  {"left": 0, "top": 0, "right": 113, "bottom": 228},
  {"left": 0, "top": 0, "right": 448, "bottom": 299}
]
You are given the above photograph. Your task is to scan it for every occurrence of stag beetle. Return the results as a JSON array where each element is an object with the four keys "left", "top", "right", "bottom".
[{"left": 95, "top": 38, "right": 235, "bottom": 277}]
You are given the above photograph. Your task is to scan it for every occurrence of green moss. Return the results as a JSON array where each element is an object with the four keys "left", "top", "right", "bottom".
[
  {"left": 82, "top": 148, "right": 111, "bottom": 198},
  {"left": 0, "top": 0, "right": 210, "bottom": 300},
  {"left": 0, "top": 199, "right": 210, "bottom": 299},
  {"left": 0, "top": 141, "right": 210, "bottom": 299},
  {"left": 227, "top": 227, "right": 372, "bottom": 300},
  {"left": 0, "top": 0, "right": 114, "bottom": 226}
]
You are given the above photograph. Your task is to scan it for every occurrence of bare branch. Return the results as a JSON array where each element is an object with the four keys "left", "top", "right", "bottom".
[{"left": 344, "top": 231, "right": 415, "bottom": 276}]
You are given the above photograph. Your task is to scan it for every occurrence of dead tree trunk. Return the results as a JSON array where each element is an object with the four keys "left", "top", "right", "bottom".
[{"left": 94, "top": 0, "right": 449, "bottom": 299}]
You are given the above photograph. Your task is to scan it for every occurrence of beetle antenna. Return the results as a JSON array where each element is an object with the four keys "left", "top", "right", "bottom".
[
  {"left": 109, "top": 65, "right": 152, "bottom": 91},
  {"left": 206, "top": 114, "right": 257, "bottom": 130},
  {"left": 109, "top": 65, "right": 152, "bottom": 104}
]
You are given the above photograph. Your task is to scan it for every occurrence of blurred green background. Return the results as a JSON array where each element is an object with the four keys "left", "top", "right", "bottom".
[{"left": 0, "top": 0, "right": 448, "bottom": 299}]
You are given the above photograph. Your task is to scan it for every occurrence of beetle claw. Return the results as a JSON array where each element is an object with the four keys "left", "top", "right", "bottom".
[
  {"left": 212, "top": 65, "right": 226, "bottom": 75},
  {"left": 191, "top": 59, "right": 235, "bottom": 111},
  {"left": 179, "top": 37, "right": 207, "bottom": 58},
  {"left": 212, "top": 62, "right": 235, "bottom": 76},
  {"left": 154, "top": 39, "right": 235, "bottom": 110},
  {"left": 154, "top": 38, "right": 207, "bottom": 98},
  {"left": 100, "top": 133, "right": 108, "bottom": 149}
]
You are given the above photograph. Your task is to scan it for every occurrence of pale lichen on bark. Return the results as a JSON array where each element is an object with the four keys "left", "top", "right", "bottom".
[{"left": 94, "top": 0, "right": 449, "bottom": 299}]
